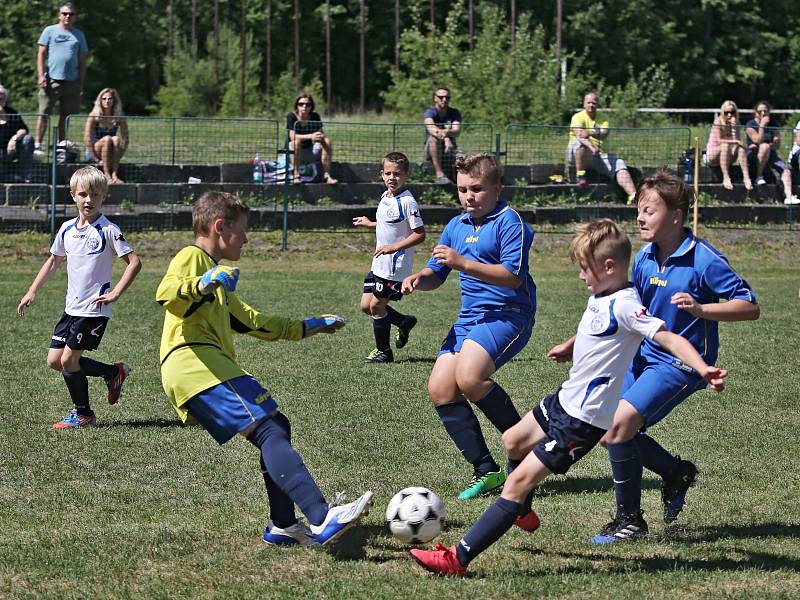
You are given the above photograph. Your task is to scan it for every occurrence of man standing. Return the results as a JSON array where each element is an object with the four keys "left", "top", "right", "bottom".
[
  {"left": 567, "top": 92, "right": 637, "bottom": 202},
  {"left": 424, "top": 87, "right": 462, "bottom": 185},
  {"left": 35, "top": 2, "right": 88, "bottom": 154}
]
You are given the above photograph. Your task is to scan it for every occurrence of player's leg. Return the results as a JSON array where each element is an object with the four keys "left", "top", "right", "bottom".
[
  {"left": 50, "top": 315, "right": 94, "bottom": 428},
  {"left": 503, "top": 409, "right": 548, "bottom": 528},
  {"left": 364, "top": 292, "right": 393, "bottom": 363}
]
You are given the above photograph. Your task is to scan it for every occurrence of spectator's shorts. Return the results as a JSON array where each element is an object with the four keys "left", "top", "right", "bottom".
[
  {"left": 38, "top": 78, "right": 81, "bottom": 117},
  {"left": 566, "top": 139, "right": 628, "bottom": 176},
  {"left": 423, "top": 136, "right": 460, "bottom": 159},
  {"left": 746, "top": 146, "right": 787, "bottom": 175}
]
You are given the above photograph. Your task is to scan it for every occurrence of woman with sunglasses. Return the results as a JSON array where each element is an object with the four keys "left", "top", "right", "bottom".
[
  {"left": 83, "top": 88, "right": 128, "bottom": 184},
  {"left": 745, "top": 101, "right": 796, "bottom": 203},
  {"left": 706, "top": 100, "right": 752, "bottom": 192},
  {"left": 286, "top": 93, "right": 337, "bottom": 184}
]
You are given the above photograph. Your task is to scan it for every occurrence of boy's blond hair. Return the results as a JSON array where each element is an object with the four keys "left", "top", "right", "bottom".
[
  {"left": 192, "top": 191, "right": 250, "bottom": 236},
  {"left": 69, "top": 166, "right": 108, "bottom": 196},
  {"left": 455, "top": 153, "right": 503, "bottom": 187},
  {"left": 569, "top": 219, "right": 631, "bottom": 268}
]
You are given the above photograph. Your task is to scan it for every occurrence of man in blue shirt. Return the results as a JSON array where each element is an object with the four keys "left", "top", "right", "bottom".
[
  {"left": 35, "top": 2, "right": 88, "bottom": 149},
  {"left": 402, "top": 153, "right": 536, "bottom": 501},
  {"left": 424, "top": 87, "right": 462, "bottom": 185}
]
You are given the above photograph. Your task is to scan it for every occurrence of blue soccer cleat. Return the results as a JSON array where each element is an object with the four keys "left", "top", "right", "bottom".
[
  {"left": 51, "top": 409, "right": 96, "bottom": 429},
  {"left": 262, "top": 519, "right": 318, "bottom": 547},
  {"left": 309, "top": 491, "right": 373, "bottom": 546},
  {"left": 589, "top": 511, "right": 648, "bottom": 545}
]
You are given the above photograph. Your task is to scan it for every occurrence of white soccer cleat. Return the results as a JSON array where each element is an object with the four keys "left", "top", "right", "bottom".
[{"left": 309, "top": 491, "right": 373, "bottom": 546}]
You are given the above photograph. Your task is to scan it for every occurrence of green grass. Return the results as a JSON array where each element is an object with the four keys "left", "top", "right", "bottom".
[{"left": 2, "top": 229, "right": 800, "bottom": 599}]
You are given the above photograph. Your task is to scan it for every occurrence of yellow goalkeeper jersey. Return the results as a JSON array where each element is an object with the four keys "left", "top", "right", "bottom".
[{"left": 156, "top": 245, "right": 304, "bottom": 422}]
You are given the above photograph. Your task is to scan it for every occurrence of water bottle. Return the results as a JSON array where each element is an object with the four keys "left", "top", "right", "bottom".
[
  {"left": 252, "top": 153, "right": 263, "bottom": 184},
  {"left": 682, "top": 152, "right": 694, "bottom": 185}
]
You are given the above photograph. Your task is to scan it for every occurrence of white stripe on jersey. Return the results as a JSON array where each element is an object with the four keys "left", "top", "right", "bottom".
[{"left": 558, "top": 286, "right": 664, "bottom": 430}]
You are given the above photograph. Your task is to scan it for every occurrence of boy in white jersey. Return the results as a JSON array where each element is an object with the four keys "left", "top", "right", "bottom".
[
  {"left": 409, "top": 219, "right": 727, "bottom": 576},
  {"left": 17, "top": 166, "right": 141, "bottom": 429},
  {"left": 353, "top": 152, "right": 425, "bottom": 363}
]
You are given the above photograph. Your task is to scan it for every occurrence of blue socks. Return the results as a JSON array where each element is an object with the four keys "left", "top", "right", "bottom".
[
  {"left": 62, "top": 370, "right": 91, "bottom": 415},
  {"left": 608, "top": 439, "right": 643, "bottom": 517},
  {"left": 371, "top": 314, "right": 391, "bottom": 352},
  {"left": 456, "top": 497, "right": 521, "bottom": 566},
  {"left": 436, "top": 401, "right": 498, "bottom": 475},
  {"left": 475, "top": 383, "right": 521, "bottom": 433},
  {"left": 78, "top": 356, "right": 118, "bottom": 380},
  {"left": 248, "top": 412, "right": 328, "bottom": 528},
  {"left": 635, "top": 432, "right": 679, "bottom": 480}
]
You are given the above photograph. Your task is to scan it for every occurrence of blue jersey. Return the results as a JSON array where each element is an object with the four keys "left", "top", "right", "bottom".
[
  {"left": 632, "top": 228, "right": 756, "bottom": 367},
  {"left": 426, "top": 202, "right": 536, "bottom": 318}
]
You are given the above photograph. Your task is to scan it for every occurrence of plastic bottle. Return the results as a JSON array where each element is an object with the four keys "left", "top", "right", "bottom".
[
  {"left": 253, "top": 153, "right": 263, "bottom": 184},
  {"left": 682, "top": 152, "right": 694, "bottom": 185}
]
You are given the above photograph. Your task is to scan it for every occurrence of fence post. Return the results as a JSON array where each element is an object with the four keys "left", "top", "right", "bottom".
[
  {"left": 171, "top": 118, "right": 177, "bottom": 165},
  {"left": 692, "top": 136, "right": 699, "bottom": 234},
  {"left": 282, "top": 130, "right": 291, "bottom": 251},
  {"left": 50, "top": 125, "right": 58, "bottom": 244},
  {"left": 392, "top": 124, "right": 397, "bottom": 152}
]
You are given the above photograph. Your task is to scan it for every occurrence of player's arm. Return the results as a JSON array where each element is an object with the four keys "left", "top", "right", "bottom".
[
  {"left": 375, "top": 226, "right": 426, "bottom": 257},
  {"left": 352, "top": 216, "right": 376, "bottom": 228},
  {"left": 652, "top": 328, "right": 727, "bottom": 391},
  {"left": 670, "top": 294, "right": 760, "bottom": 322},
  {"left": 547, "top": 335, "right": 575, "bottom": 363},
  {"left": 431, "top": 244, "right": 522, "bottom": 288},
  {"left": 402, "top": 267, "right": 444, "bottom": 294},
  {"left": 17, "top": 254, "right": 65, "bottom": 316},
  {"left": 228, "top": 295, "right": 305, "bottom": 342},
  {"left": 92, "top": 252, "right": 142, "bottom": 307}
]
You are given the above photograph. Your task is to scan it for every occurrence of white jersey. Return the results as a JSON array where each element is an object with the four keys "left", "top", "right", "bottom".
[
  {"left": 50, "top": 215, "right": 134, "bottom": 318},
  {"left": 790, "top": 119, "right": 800, "bottom": 159},
  {"left": 559, "top": 286, "right": 664, "bottom": 429},
  {"left": 371, "top": 188, "right": 424, "bottom": 281}
]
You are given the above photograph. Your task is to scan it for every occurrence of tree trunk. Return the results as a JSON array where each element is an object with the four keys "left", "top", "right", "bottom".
[
  {"left": 240, "top": 0, "right": 247, "bottom": 116},
  {"left": 360, "top": 0, "right": 365, "bottom": 112},
  {"left": 468, "top": 0, "right": 474, "bottom": 50},
  {"left": 430, "top": 0, "right": 435, "bottom": 28},
  {"left": 294, "top": 0, "right": 300, "bottom": 91},
  {"left": 265, "top": 0, "right": 272, "bottom": 97},
  {"left": 326, "top": 0, "right": 332, "bottom": 109},
  {"left": 395, "top": 0, "right": 400, "bottom": 70},
  {"left": 511, "top": 0, "right": 516, "bottom": 53},
  {"left": 166, "top": 0, "right": 174, "bottom": 57},
  {"left": 191, "top": 0, "right": 197, "bottom": 59}
]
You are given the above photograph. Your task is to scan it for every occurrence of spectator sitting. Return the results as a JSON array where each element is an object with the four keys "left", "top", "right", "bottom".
[
  {"left": 423, "top": 87, "right": 462, "bottom": 185},
  {"left": 0, "top": 84, "right": 35, "bottom": 183},
  {"left": 745, "top": 100, "right": 795, "bottom": 203},
  {"left": 566, "top": 91, "right": 637, "bottom": 203},
  {"left": 83, "top": 88, "right": 128, "bottom": 184},
  {"left": 788, "top": 119, "right": 800, "bottom": 205},
  {"left": 706, "top": 100, "right": 752, "bottom": 191},
  {"left": 286, "top": 93, "right": 337, "bottom": 184}
]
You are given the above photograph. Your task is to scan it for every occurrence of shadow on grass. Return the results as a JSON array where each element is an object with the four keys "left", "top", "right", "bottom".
[
  {"left": 95, "top": 418, "right": 186, "bottom": 429},
  {"left": 535, "top": 475, "right": 660, "bottom": 496}
]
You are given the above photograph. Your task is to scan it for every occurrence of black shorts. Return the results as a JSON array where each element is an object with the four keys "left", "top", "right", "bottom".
[
  {"left": 531, "top": 389, "right": 606, "bottom": 475},
  {"left": 50, "top": 312, "right": 109, "bottom": 351},
  {"left": 363, "top": 271, "right": 403, "bottom": 301}
]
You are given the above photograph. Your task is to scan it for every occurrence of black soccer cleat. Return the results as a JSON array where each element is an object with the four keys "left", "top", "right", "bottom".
[
  {"left": 589, "top": 511, "right": 649, "bottom": 545},
  {"left": 362, "top": 348, "right": 394, "bottom": 363},
  {"left": 661, "top": 457, "right": 698, "bottom": 524},
  {"left": 395, "top": 315, "right": 417, "bottom": 349}
]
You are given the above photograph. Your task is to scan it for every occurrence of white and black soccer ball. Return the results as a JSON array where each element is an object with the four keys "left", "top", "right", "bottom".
[{"left": 385, "top": 486, "right": 446, "bottom": 544}]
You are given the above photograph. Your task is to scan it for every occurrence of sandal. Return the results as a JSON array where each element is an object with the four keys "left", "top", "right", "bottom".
[
  {"left": 323, "top": 174, "right": 338, "bottom": 185},
  {"left": 292, "top": 175, "right": 303, "bottom": 184}
]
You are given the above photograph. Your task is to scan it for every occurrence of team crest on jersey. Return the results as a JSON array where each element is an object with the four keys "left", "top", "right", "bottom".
[
  {"left": 464, "top": 234, "right": 479, "bottom": 243},
  {"left": 590, "top": 315, "right": 605, "bottom": 332},
  {"left": 87, "top": 236, "right": 100, "bottom": 251}
]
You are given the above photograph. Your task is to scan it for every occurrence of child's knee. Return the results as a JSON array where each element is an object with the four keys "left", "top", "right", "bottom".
[{"left": 46, "top": 355, "right": 62, "bottom": 371}]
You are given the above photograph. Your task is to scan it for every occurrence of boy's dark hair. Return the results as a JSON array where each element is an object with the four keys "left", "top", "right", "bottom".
[
  {"left": 636, "top": 168, "right": 690, "bottom": 220},
  {"left": 455, "top": 153, "right": 502, "bottom": 186},
  {"left": 193, "top": 191, "right": 249, "bottom": 236},
  {"left": 569, "top": 219, "right": 631, "bottom": 268},
  {"left": 381, "top": 152, "right": 410, "bottom": 174}
]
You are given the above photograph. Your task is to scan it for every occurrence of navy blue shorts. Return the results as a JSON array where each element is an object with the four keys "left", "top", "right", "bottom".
[
  {"left": 185, "top": 375, "right": 278, "bottom": 445},
  {"left": 438, "top": 310, "right": 533, "bottom": 370},
  {"left": 50, "top": 312, "right": 108, "bottom": 350},
  {"left": 747, "top": 146, "right": 787, "bottom": 175},
  {"left": 531, "top": 390, "right": 606, "bottom": 475},
  {"left": 622, "top": 355, "right": 707, "bottom": 427},
  {"left": 363, "top": 271, "right": 403, "bottom": 301}
]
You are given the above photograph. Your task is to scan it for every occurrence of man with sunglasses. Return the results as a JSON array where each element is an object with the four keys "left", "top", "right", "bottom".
[
  {"left": 424, "top": 87, "right": 462, "bottom": 185},
  {"left": 35, "top": 2, "right": 88, "bottom": 152}
]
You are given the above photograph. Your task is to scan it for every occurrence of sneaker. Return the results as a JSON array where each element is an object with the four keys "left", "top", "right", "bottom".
[
  {"left": 588, "top": 511, "right": 648, "bottom": 545},
  {"left": 515, "top": 510, "right": 541, "bottom": 532},
  {"left": 755, "top": 176, "right": 767, "bottom": 186},
  {"left": 457, "top": 470, "right": 506, "bottom": 500},
  {"left": 362, "top": 348, "right": 393, "bottom": 363},
  {"left": 105, "top": 362, "right": 130, "bottom": 405},
  {"left": 263, "top": 519, "right": 319, "bottom": 547},
  {"left": 51, "top": 409, "right": 96, "bottom": 429},
  {"left": 395, "top": 315, "right": 417, "bottom": 349},
  {"left": 784, "top": 195, "right": 800, "bottom": 205},
  {"left": 661, "top": 458, "right": 698, "bottom": 524},
  {"left": 410, "top": 544, "right": 467, "bottom": 577},
  {"left": 33, "top": 145, "right": 45, "bottom": 158},
  {"left": 434, "top": 175, "right": 453, "bottom": 185},
  {"left": 309, "top": 491, "right": 373, "bottom": 546}
]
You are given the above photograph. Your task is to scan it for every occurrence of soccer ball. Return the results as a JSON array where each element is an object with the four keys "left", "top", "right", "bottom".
[{"left": 385, "top": 486, "right": 446, "bottom": 544}]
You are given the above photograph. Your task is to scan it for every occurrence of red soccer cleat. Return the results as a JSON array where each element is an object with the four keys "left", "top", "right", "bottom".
[
  {"left": 515, "top": 509, "right": 541, "bottom": 532},
  {"left": 106, "top": 362, "right": 130, "bottom": 405},
  {"left": 410, "top": 544, "right": 467, "bottom": 577}
]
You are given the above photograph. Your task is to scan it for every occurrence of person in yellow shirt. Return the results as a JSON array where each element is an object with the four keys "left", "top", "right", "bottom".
[
  {"left": 156, "top": 191, "right": 372, "bottom": 547},
  {"left": 566, "top": 92, "right": 637, "bottom": 202}
]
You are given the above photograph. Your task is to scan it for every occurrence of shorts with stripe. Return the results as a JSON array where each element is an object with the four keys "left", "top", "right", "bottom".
[
  {"left": 186, "top": 375, "right": 278, "bottom": 444},
  {"left": 363, "top": 271, "right": 403, "bottom": 301},
  {"left": 437, "top": 309, "right": 533, "bottom": 369}
]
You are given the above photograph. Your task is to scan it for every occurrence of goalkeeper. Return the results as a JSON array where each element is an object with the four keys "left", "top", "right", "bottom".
[{"left": 156, "top": 191, "right": 373, "bottom": 547}]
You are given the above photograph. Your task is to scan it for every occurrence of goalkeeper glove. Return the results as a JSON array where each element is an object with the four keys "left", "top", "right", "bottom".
[
  {"left": 303, "top": 314, "right": 346, "bottom": 337},
  {"left": 198, "top": 265, "right": 240, "bottom": 295}
]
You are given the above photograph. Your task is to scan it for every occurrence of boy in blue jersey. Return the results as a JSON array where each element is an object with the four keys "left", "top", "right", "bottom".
[
  {"left": 354, "top": 152, "right": 425, "bottom": 363},
  {"left": 156, "top": 191, "right": 372, "bottom": 547},
  {"left": 590, "top": 169, "right": 760, "bottom": 544},
  {"left": 17, "top": 166, "right": 141, "bottom": 428},
  {"left": 409, "top": 219, "right": 728, "bottom": 576},
  {"left": 402, "top": 153, "right": 536, "bottom": 500}
]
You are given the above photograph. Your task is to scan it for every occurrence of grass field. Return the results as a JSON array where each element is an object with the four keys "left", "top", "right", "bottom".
[{"left": 2, "top": 227, "right": 799, "bottom": 599}]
